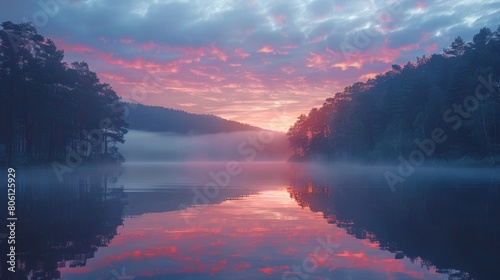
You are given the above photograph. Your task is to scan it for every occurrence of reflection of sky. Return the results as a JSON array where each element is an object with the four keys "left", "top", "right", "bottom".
[{"left": 60, "top": 188, "right": 446, "bottom": 280}]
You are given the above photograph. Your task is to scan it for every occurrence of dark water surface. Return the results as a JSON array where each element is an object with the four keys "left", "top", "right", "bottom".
[{"left": 1, "top": 163, "right": 499, "bottom": 280}]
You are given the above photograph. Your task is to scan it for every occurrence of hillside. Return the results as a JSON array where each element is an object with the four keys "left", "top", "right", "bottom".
[
  {"left": 126, "top": 103, "right": 261, "bottom": 134},
  {"left": 287, "top": 26, "right": 500, "bottom": 165}
]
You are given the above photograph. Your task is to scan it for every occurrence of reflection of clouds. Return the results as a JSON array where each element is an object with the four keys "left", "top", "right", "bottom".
[{"left": 59, "top": 187, "right": 446, "bottom": 279}]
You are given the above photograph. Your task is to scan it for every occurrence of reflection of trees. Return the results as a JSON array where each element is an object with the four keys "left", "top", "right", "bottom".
[
  {"left": 122, "top": 189, "right": 258, "bottom": 217},
  {"left": 0, "top": 167, "right": 125, "bottom": 280},
  {"left": 288, "top": 169, "right": 500, "bottom": 280}
]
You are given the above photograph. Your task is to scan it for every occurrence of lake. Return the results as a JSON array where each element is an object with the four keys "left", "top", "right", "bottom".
[{"left": 1, "top": 162, "right": 499, "bottom": 280}]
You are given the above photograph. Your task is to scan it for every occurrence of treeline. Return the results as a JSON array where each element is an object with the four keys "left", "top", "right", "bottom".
[
  {"left": 0, "top": 22, "right": 128, "bottom": 164},
  {"left": 288, "top": 26, "right": 500, "bottom": 164},
  {"left": 127, "top": 103, "right": 261, "bottom": 134}
]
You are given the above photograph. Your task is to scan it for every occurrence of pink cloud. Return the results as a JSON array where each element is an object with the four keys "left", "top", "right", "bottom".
[
  {"left": 306, "top": 51, "right": 337, "bottom": 71},
  {"left": 141, "top": 41, "right": 157, "bottom": 51},
  {"left": 417, "top": 1, "right": 426, "bottom": 11},
  {"left": 99, "top": 72, "right": 125, "bottom": 82},
  {"left": 281, "top": 66, "right": 295, "bottom": 74},
  {"left": 53, "top": 39, "right": 94, "bottom": 53},
  {"left": 234, "top": 48, "right": 250, "bottom": 59},
  {"left": 257, "top": 45, "right": 274, "bottom": 54},
  {"left": 309, "top": 34, "right": 326, "bottom": 44},
  {"left": 50, "top": 26, "right": 447, "bottom": 132},
  {"left": 234, "top": 262, "right": 251, "bottom": 272},
  {"left": 272, "top": 14, "right": 287, "bottom": 26},
  {"left": 178, "top": 103, "right": 197, "bottom": 107},
  {"left": 210, "top": 43, "right": 228, "bottom": 61},
  {"left": 189, "top": 68, "right": 225, "bottom": 82},
  {"left": 421, "top": 32, "right": 431, "bottom": 42},
  {"left": 258, "top": 267, "right": 276, "bottom": 275},
  {"left": 425, "top": 43, "right": 438, "bottom": 53},
  {"left": 359, "top": 72, "right": 378, "bottom": 81},
  {"left": 72, "top": 44, "right": 94, "bottom": 52},
  {"left": 256, "top": 45, "right": 288, "bottom": 56},
  {"left": 176, "top": 46, "right": 207, "bottom": 57}
]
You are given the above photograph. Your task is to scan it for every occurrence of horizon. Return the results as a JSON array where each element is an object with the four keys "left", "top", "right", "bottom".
[{"left": 1, "top": 0, "right": 499, "bottom": 131}]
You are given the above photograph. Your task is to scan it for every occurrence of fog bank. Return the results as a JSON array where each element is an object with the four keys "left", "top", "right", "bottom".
[{"left": 118, "top": 130, "right": 292, "bottom": 162}]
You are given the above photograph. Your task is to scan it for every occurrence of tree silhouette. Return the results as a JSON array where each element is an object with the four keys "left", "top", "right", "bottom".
[
  {"left": 0, "top": 22, "right": 128, "bottom": 164},
  {"left": 287, "top": 26, "right": 500, "bottom": 164}
]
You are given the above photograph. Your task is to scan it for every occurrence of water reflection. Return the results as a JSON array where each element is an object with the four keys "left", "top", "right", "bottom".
[
  {"left": 118, "top": 162, "right": 291, "bottom": 217},
  {"left": 1, "top": 163, "right": 499, "bottom": 280},
  {"left": 287, "top": 164, "right": 500, "bottom": 280},
  {"left": 0, "top": 167, "right": 125, "bottom": 280},
  {"left": 61, "top": 163, "right": 471, "bottom": 279}
]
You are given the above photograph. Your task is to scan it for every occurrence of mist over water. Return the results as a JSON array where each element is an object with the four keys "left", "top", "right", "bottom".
[
  {"left": 118, "top": 130, "right": 292, "bottom": 162},
  {"left": 116, "top": 161, "right": 293, "bottom": 190},
  {"left": 295, "top": 162, "right": 500, "bottom": 182},
  {"left": 117, "top": 129, "right": 500, "bottom": 191}
]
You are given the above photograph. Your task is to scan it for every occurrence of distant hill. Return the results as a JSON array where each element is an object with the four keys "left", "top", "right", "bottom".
[{"left": 126, "top": 103, "right": 261, "bottom": 134}]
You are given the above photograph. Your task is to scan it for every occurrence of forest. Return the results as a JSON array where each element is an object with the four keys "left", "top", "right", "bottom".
[
  {"left": 287, "top": 26, "right": 500, "bottom": 165},
  {"left": 0, "top": 22, "right": 128, "bottom": 165}
]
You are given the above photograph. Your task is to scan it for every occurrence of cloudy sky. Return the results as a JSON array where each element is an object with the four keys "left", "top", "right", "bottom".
[{"left": 2, "top": 0, "right": 499, "bottom": 131}]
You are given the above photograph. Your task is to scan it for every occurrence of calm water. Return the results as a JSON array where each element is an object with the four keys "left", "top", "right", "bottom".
[{"left": 1, "top": 163, "right": 499, "bottom": 280}]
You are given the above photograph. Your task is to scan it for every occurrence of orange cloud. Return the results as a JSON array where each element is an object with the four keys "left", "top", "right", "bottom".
[
  {"left": 359, "top": 72, "right": 378, "bottom": 81},
  {"left": 306, "top": 51, "right": 336, "bottom": 71},
  {"left": 258, "top": 45, "right": 274, "bottom": 54}
]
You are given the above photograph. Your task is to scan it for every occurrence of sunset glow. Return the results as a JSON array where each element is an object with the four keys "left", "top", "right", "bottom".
[
  {"left": 59, "top": 189, "right": 446, "bottom": 279},
  {"left": 2, "top": 0, "right": 498, "bottom": 130}
]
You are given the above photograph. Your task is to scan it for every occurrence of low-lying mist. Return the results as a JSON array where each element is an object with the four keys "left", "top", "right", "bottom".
[{"left": 118, "top": 130, "right": 292, "bottom": 162}]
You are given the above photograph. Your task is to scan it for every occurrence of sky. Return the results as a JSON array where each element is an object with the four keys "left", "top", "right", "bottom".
[{"left": 1, "top": 0, "right": 500, "bottom": 131}]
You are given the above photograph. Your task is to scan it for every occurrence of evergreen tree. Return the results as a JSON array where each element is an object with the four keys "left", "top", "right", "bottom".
[
  {"left": 287, "top": 26, "right": 500, "bottom": 165},
  {"left": 0, "top": 21, "right": 128, "bottom": 164}
]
